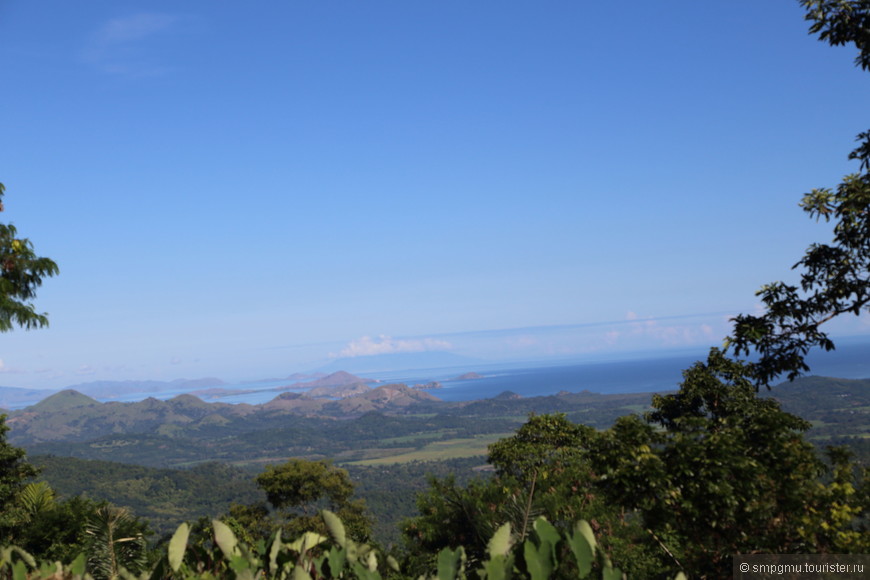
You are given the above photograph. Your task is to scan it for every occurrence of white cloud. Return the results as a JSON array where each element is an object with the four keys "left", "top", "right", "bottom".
[{"left": 333, "top": 335, "right": 452, "bottom": 358}]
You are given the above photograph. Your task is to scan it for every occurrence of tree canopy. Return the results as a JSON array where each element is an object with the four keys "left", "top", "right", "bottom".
[
  {"left": 0, "top": 415, "right": 40, "bottom": 544},
  {"left": 0, "top": 182, "right": 58, "bottom": 333},
  {"left": 728, "top": 0, "right": 870, "bottom": 388}
]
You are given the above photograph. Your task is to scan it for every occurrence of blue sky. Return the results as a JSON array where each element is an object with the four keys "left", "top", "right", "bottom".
[{"left": 1, "top": 0, "right": 869, "bottom": 389}]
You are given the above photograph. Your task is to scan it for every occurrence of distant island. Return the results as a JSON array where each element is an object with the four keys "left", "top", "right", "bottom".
[
  {"left": 412, "top": 381, "right": 443, "bottom": 389},
  {"left": 454, "top": 372, "right": 483, "bottom": 380}
]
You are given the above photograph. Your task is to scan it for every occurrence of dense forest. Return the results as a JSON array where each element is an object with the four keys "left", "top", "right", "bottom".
[{"left": 2, "top": 1, "right": 870, "bottom": 578}]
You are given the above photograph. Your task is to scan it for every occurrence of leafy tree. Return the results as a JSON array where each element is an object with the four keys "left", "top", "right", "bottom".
[
  {"left": 0, "top": 182, "right": 56, "bottom": 545},
  {"left": 15, "top": 494, "right": 90, "bottom": 564},
  {"left": 728, "top": 0, "right": 870, "bottom": 387},
  {"left": 589, "top": 351, "right": 839, "bottom": 577},
  {"left": 403, "top": 474, "right": 507, "bottom": 570},
  {"left": 0, "top": 415, "right": 39, "bottom": 544},
  {"left": 404, "top": 415, "right": 661, "bottom": 579},
  {"left": 0, "top": 182, "right": 59, "bottom": 333},
  {"left": 255, "top": 459, "right": 372, "bottom": 542}
]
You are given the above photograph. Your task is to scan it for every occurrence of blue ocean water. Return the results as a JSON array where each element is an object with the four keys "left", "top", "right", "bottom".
[
  {"left": 201, "top": 338, "right": 870, "bottom": 405},
  {"left": 357, "top": 338, "right": 869, "bottom": 403},
  {"left": 10, "top": 338, "right": 869, "bottom": 409}
]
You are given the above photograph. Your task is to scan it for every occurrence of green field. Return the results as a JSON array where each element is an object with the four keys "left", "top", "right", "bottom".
[{"left": 346, "top": 432, "right": 511, "bottom": 465}]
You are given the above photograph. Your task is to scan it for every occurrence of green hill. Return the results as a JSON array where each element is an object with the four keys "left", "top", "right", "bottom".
[{"left": 29, "top": 389, "right": 99, "bottom": 412}]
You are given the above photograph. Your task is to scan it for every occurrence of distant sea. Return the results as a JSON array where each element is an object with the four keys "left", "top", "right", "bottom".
[
  {"left": 9, "top": 337, "right": 870, "bottom": 409},
  {"left": 123, "top": 338, "right": 870, "bottom": 406},
  {"left": 354, "top": 338, "right": 870, "bottom": 403}
]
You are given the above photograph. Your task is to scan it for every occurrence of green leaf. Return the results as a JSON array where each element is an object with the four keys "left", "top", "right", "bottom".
[
  {"left": 291, "top": 564, "right": 314, "bottom": 580},
  {"left": 168, "top": 522, "right": 190, "bottom": 572},
  {"left": 327, "top": 546, "right": 347, "bottom": 577},
  {"left": 70, "top": 553, "right": 87, "bottom": 575},
  {"left": 436, "top": 546, "right": 465, "bottom": 580},
  {"left": 574, "top": 520, "right": 597, "bottom": 551},
  {"left": 480, "top": 554, "right": 513, "bottom": 580},
  {"left": 365, "top": 549, "right": 378, "bottom": 573},
  {"left": 532, "top": 517, "right": 560, "bottom": 558},
  {"left": 322, "top": 509, "right": 347, "bottom": 548},
  {"left": 523, "top": 538, "right": 553, "bottom": 580},
  {"left": 212, "top": 519, "right": 239, "bottom": 558},
  {"left": 8, "top": 547, "right": 35, "bottom": 569},
  {"left": 268, "top": 529, "right": 282, "bottom": 575},
  {"left": 386, "top": 554, "right": 400, "bottom": 572},
  {"left": 229, "top": 554, "right": 251, "bottom": 573},
  {"left": 567, "top": 524, "right": 594, "bottom": 578},
  {"left": 11, "top": 560, "right": 26, "bottom": 580},
  {"left": 287, "top": 531, "right": 327, "bottom": 555},
  {"left": 487, "top": 522, "right": 512, "bottom": 557}
]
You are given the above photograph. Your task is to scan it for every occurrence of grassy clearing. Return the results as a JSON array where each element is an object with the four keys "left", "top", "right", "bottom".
[
  {"left": 379, "top": 430, "right": 455, "bottom": 444},
  {"left": 346, "top": 433, "right": 513, "bottom": 465},
  {"left": 621, "top": 404, "right": 651, "bottom": 414}
]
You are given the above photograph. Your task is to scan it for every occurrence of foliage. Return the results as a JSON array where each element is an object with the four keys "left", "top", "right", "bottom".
[
  {"left": 802, "top": 0, "right": 870, "bottom": 70},
  {"left": 237, "top": 459, "right": 373, "bottom": 545},
  {"left": 0, "top": 415, "right": 39, "bottom": 544},
  {"left": 0, "top": 511, "right": 684, "bottom": 579},
  {"left": 728, "top": 0, "right": 870, "bottom": 388},
  {"left": 404, "top": 415, "right": 661, "bottom": 579},
  {"left": 0, "top": 182, "right": 59, "bottom": 333},
  {"left": 16, "top": 495, "right": 106, "bottom": 564},
  {"left": 348, "top": 458, "right": 487, "bottom": 546},
  {"left": 83, "top": 505, "right": 149, "bottom": 580},
  {"left": 32, "top": 457, "right": 265, "bottom": 537},
  {"left": 407, "top": 354, "right": 869, "bottom": 578},
  {"left": 590, "top": 351, "right": 860, "bottom": 577},
  {"left": 799, "top": 446, "right": 870, "bottom": 553}
]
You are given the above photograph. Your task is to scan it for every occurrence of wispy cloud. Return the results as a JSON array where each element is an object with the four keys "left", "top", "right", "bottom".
[
  {"left": 332, "top": 335, "right": 452, "bottom": 358},
  {"left": 82, "top": 13, "right": 181, "bottom": 76}
]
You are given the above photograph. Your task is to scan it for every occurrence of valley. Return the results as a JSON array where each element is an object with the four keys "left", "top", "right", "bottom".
[{"left": 6, "top": 374, "right": 868, "bottom": 546}]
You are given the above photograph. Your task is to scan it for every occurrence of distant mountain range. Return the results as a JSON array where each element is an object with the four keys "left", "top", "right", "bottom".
[
  {"left": 0, "top": 373, "right": 369, "bottom": 411},
  {"left": 188, "top": 371, "right": 373, "bottom": 400},
  {"left": 5, "top": 375, "right": 866, "bottom": 470},
  {"left": 5, "top": 381, "right": 440, "bottom": 445},
  {"left": 0, "top": 350, "right": 485, "bottom": 411}
]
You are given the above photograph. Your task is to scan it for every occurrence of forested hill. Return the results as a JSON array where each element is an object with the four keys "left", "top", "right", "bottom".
[
  {"left": 5, "top": 382, "right": 438, "bottom": 444},
  {"left": 8, "top": 385, "right": 654, "bottom": 468},
  {"left": 6, "top": 376, "right": 868, "bottom": 469}
]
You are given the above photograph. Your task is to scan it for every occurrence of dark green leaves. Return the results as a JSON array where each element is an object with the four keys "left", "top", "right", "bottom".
[{"left": 0, "top": 183, "right": 58, "bottom": 333}]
